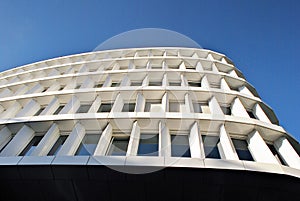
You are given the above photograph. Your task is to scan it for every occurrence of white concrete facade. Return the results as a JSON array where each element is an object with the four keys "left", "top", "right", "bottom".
[{"left": 0, "top": 47, "right": 299, "bottom": 178}]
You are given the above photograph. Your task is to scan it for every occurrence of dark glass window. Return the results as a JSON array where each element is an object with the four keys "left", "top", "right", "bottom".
[
  {"left": 193, "top": 102, "right": 204, "bottom": 113},
  {"left": 53, "top": 105, "right": 64, "bottom": 115},
  {"left": 137, "top": 134, "right": 158, "bottom": 156},
  {"left": 19, "top": 136, "right": 43, "bottom": 156},
  {"left": 97, "top": 103, "right": 112, "bottom": 113},
  {"left": 47, "top": 136, "right": 68, "bottom": 156},
  {"left": 202, "top": 135, "right": 221, "bottom": 159},
  {"left": 188, "top": 81, "right": 201, "bottom": 87},
  {"left": 131, "top": 81, "right": 142, "bottom": 86},
  {"left": 221, "top": 106, "right": 231, "bottom": 115},
  {"left": 76, "top": 105, "right": 91, "bottom": 113},
  {"left": 35, "top": 107, "right": 45, "bottom": 116},
  {"left": 42, "top": 87, "right": 49, "bottom": 92},
  {"left": 232, "top": 139, "right": 254, "bottom": 161},
  {"left": 169, "top": 82, "right": 181, "bottom": 86},
  {"left": 107, "top": 136, "right": 129, "bottom": 156},
  {"left": 111, "top": 82, "right": 120, "bottom": 87},
  {"left": 95, "top": 83, "right": 103, "bottom": 88},
  {"left": 171, "top": 135, "right": 191, "bottom": 157},
  {"left": 267, "top": 144, "right": 286, "bottom": 165},
  {"left": 122, "top": 103, "right": 135, "bottom": 112},
  {"left": 75, "top": 134, "right": 101, "bottom": 156},
  {"left": 148, "top": 81, "right": 162, "bottom": 86},
  {"left": 75, "top": 84, "right": 81, "bottom": 89},
  {"left": 247, "top": 110, "right": 257, "bottom": 119}
]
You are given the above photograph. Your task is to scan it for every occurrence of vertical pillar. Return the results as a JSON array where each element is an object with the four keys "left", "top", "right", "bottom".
[
  {"left": 135, "top": 92, "right": 145, "bottom": 112},
  {"left": 126, "top": 121, "right": 141, "bottom": 156},
  {"left": 159, "top": 121, "right": 171, "bottom": 157},
  {"left": 208, "top": 96, "right": 223, "bottom": 115},
  {"left": 253, "top": 103, "right": 271, "bottom": 123},
  {"left": 231, "top": 97, "right": 249, "bottom": 118},
  {"left": 94, "top": 124, "right": 113, "bottom": 156},
  {"left": 111, "top": 93, "right": 124, "bottom": 112},
  {"left": 218, "top": 125, "right": 239, "bottom": 160},
  {"left": 0, "top": 127, "right": 12, "bottom": 151},
  {"left": 16, "top": 99, "right": 40, "bottom": 117},
  {"left": 189, "top": 122, "right": 203, "bottom": 158},
  {"left": 274, "top": 137, "right": 300, "bottom": 168}
]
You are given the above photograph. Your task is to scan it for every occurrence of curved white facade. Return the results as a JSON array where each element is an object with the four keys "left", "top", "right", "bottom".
[{"left": 0, "top": 47, "right": 299, "bottom": 178}]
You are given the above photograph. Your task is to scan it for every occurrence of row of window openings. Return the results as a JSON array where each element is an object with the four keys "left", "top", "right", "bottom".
[
  {"left": 220, "top": 106, "right": 258, "bottom": 119},
  {"left": 13, "top": 134, "right": 286, "bottom": 165}
]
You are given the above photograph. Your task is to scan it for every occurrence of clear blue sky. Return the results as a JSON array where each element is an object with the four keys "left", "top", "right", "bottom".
[{"left": 0, "top": 0, "right": 299, "bottom": 140}]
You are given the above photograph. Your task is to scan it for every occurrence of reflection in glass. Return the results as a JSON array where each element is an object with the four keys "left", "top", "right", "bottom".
[
  {"left": 137, "top": 134, "right": 158, "bottom": 156},
  {"left": 171, "top": 135, "right": 191, "bottom": 157},
  {"left": 202, "top": 135, "right": 221, "bottom": 159},
  {"left": 76, "top": 134, "right": 100, "bottom": 155}
]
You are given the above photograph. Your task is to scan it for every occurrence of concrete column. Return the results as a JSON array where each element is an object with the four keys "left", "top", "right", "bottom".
[
  {"left": 211, "top": 63, "right": 219, "bottom": 73},
  {"left": 126, "top": 121, "right": 141, "bottom": 156},
  {"left": 274, "top": 137, "right": 300, "bottom": 169},
  {"left": 135, "top": 92, "right": 145, "bottom": 112},
  {"left": 231, "top": 97, "right": 249, "bottom": 118},
  {"left": 1, "top": 101, "right": 22, "bottom": 119},
  {"left": 220, "top": 78, "right": 231, "bottom": 91},
  {"left": 31, "top": 123, "right": 60, "bottom": 156},
  {"left": 253, "top": 103, "right": 271, "bottom": 123},
  {"left": 79, "top": 64, "right": 88, "bottom": 73},
  {"left": 0, "top": 127, "right": 12, "bottom": 151},
  {"left": 60, "top": 96, "right": 80, "bottom": 114},
  {"left": 159, "top": 121, "right": 171, "bottom": 157},
  {"left": 162, "top": 74, "right": 168, "bottom": 87},
  {"left": 185, "top": 93, "right": 193, "bottom": 113},
  {"left": 16, "top": 99, "right": 40, "bottom": 117},
  {"left": 103, "top": 75, "right": 112, "bottom": 87},
  {"left": 41, "top": 97, "right": 60, "bottom": 115},
  {"left": 89, "top": 95, "right": 101, "bottom": 113},
  {"left": 162, "top": 92, "right": 168, "bottom": 112},
  {"left": 201, "top": 75, "right": 210, "bottom": 89},
  {"left": 179, "top": 61, "right": 186, "bottom": 70},
  {"left": 162, "top": 61, "right": 168, "bottom": 70},
  {"left": 247, "top": 130, "right": 279, "bottom": 164},
  {"left": 80, "top": 77, "right": 94, "bottom": 89},
  {"left": 239, "top": 86, "right": 254, "bottom": 97},
  {"left": 94, "top": 124, "right": 112, "bottom": 155},
  {"left": 189, "top": 122, "right": 203, "bottom": 158},
  {"left": 218, "top": 125, "right": 239, "bottom": 160},
  {"left": 0, "top": 125, "right": 35, "bottom": 156},
  {"left": 208, "top": 96, "right": 223, "bottom": 115},
  {"left": 26, "top": 83, "right": 43, "bottom": 94},
  {"left": 14, "top": 85, "right": 29, "bottom": 96},
  {"left": 229, "top": 70, "right": 238, "bottom": 78},
  {"left": 120, "top": 76, "right": 130, "bottom": 87},
  {"left": 181, "top": 74, "right": 188, "bottom": 86},
  {"left": 0, "top": 88, "right": 12, "bottom": 98},
  {"left": 196, "top": 61, "right": 204, "bottom": 71},
  {"left": 57, "top": 123, "right": 86, "bottom": 156},
  {"left": 47, "top": 83, "right": 60, "bottom": 92},
  {"left": 142, "top": 75, "right": 149, "bottom": 86},
  {"left": 111, "top": 93, "right": 124, "bottom": 112},
  {"left": 64, "top": 79, "right": 76, "bottom": 90}
]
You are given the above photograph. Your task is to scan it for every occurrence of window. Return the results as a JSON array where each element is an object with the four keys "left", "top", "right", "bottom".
[
  {"left": 75, "top": 134, "right": 101, "bottom": 156},
  {"left": 122, "top": 103, "right": 135, "bottom": 112},
  {"left": 247, "top": 110, "right": 257, "bottom": 119},
  {"left": 193, "top": 102, "right": 209, "bottom": 113},
  {"left": 148, "top": 81, "right": 162, "bottom": 86},
  {"left": 130, "top": 81, "right": 143, "bottom": 86},
  {"left": 144, "top": 100, "right": 162, "bottom": 112},
  {"left": 232, "top": 139, "right": 254, "bottom": 161},
  {"left": 94, "top": 83, "right": 103, "bottom": 88},
  {"left": 202, "top": 135, "right": 221, "bottom": 159},
  {"left": 111, "top": 82, "right": 120, "bottom": 87},
  {"left": 137, "top": 133, "right": 158, "bottom": 156},
  {"left": 75, "top": 84, "right": 81, "bottom": 89},
  {"left": 221, "top": 106, "right": 231, "bottom": 115},
  {"left": 188, "top": 81, "right": 201, "bottom": 87},
  {"left": 169, "top": 82, "right": 181, "bottom": 86},
  {"left": 267, "top": 144, "right": 286, "bottom": 165},
  {"left": 106, "top": 136, "right": 129, "bottom": 156},
  {"left": 76, "top": 104, "right": 91, "bottom": 113},
  {"left": 34, "top": 107, "right": 45, "bottom": 116},
  {"left": 59, "top": 86, "right": 65, "bottom": 91},
  {"left": 171, "top": 135, "right": 191, "bottom": 157},
  {"left": 42, "top": 87, "right": 49, "bottom": 92},
  {"left": 169, "top": 101, "right": 184, "bottom": 112},
  {"left": 97, "top": 103, "right": 113, "bottom": 113},
  {"left": 19, "top": 136, "right": 43, "bottom": 156},
  {"left": 47, "top": 135, "right": 68, "bottom": 155},
  {"left": 53, "top": 105, "right": 64, "bottom": 115}
]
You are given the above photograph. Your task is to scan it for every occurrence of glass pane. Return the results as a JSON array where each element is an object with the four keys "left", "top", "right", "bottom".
[
  {"left": 111, "top": 82, "right": 120, "bottom": 87},
  {"left": 247, "top": 111, "right": 257, "bottom": 119},
  {"left": 169, "top": 82, "right": 181, "bottom": 86},
  {"left": 131, "top": 82, "right": 142, "bottom": 86},
  {"left": 122, "top": 103, "right": 135, "bottom": 112},
  {"left": 193, "top": 103, "right": 202, "bottom": 113},
  {"left": 19, "top": 136, "right": 43, "bottom": 156},
  {"left": 35, "top": 107, "right": 45, "bottom": 116},
  {"left": 232, "top": 139, "right": 254, "bottom": 161},
  {"left": 98, "top": 103, "right": 112, "bottom": 112},
  {"left": 107, "top": 137, "right": 129, "bottom": 156},
  {"left": 221, "top": 106, "right": 231, "bottom": 115},
  {"left": 169, "top": 102, "right": 180, "bottom": 112},
  {"left": 267, "top": 144, "right": 286, "bottom": 165},
  {"left": 188, "top": 82, "right": 201, "bottom": 87},
  {"left": 48, "top": 136, "right": 68, "bottom": 156},
  {"left": 148, "top": 81, "right": 162, "bottom": 86},
  {"left": 171, "top": 135, "right": 191, "bottom": 157},
  {"left": 137, "top": 134, "right": 158, "bottom": 156},
  {"left": 202, "top": 135, "right": 221, "bottom": 159},
  {"left": 75, "top": 134, "right": 101, "bottom": 156},
  {"left": 76, "top": 105, "right": 91, "bottom": 113},
  {"left": 53, "top": 105, "right": 64, "bottom": 115}
]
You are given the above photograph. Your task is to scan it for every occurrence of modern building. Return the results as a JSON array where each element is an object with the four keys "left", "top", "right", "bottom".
[{"left": 0, "top": 29, "right": 299, "bottom": 201}]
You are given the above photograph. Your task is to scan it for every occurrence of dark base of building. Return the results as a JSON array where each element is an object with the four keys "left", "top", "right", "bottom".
[{"left": 0, "top": 165, "right": 299, "bottom": 201}]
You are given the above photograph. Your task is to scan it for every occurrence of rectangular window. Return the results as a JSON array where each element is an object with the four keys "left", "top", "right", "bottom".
[
  {"left": 193, "top": 102, "right": 209, "bottom": 113},
  {"left": 148, "top": 81, "right": 162, "bottom": 86},
  {"left": 221, "top": 106, "right": 231, "bottom": 115},
  {"left": 137, "top": 133, "right": 159, "bottom": 156},
  {"left": 53, "top": 105, "right": 64, "bottom": 115},
  {"left": 267, "top": 144, "right": 286, "bottom": 165},
  {"left": 76, "top": 104, "right": 91, "bottom": 113},
  {"left": 106, "top": 136, "right": 129, "bottom": 156},
  {"left": 232, "top": 139, "right": 254, "bottom": 161},
  {"left": 247, "top": 110, "right": 257, "bottom": 119},
  {"left": 202, "top": 135, "right": 221, "bottom": 159},
  {"left": 94, "top": 83, "right": 103, "bottom": 88},
  {"left": 122, "top": 103, "right": 136, "bottom": 112},
  {"left": 169, "top": 82, "right": 181, "bottom": 86},
  {"left": 144, "top": 100, "right": 162, "bottom": 112},
  {"left": 19, "top": 136, "right": 43, "bottom": 156},
  {"left": 35, "top": 107, "right": 45, "bottom": 116},
  {"left": 47, "top": 135, "right": 68, "bottom": 156},
  {"left": 169, "top": 101, "right": 184, "bottom": 112},
  {"left": 97, "top": 103, "right": 113, "bottom": 113},
  {"left": 75, "top": 134, "right": 101, "bottom": 156},
  {"left": 188, "top": 81, "right": 201, "bottom": 87},
  {"left": 111, "top": 82, "right": 120, "bottom": 87},
  {"left": 130, "top": 81, "right": 143, "bottom": 86},
  {"left": 171, "top": 135, "right": 191, "bottom": 157}
]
